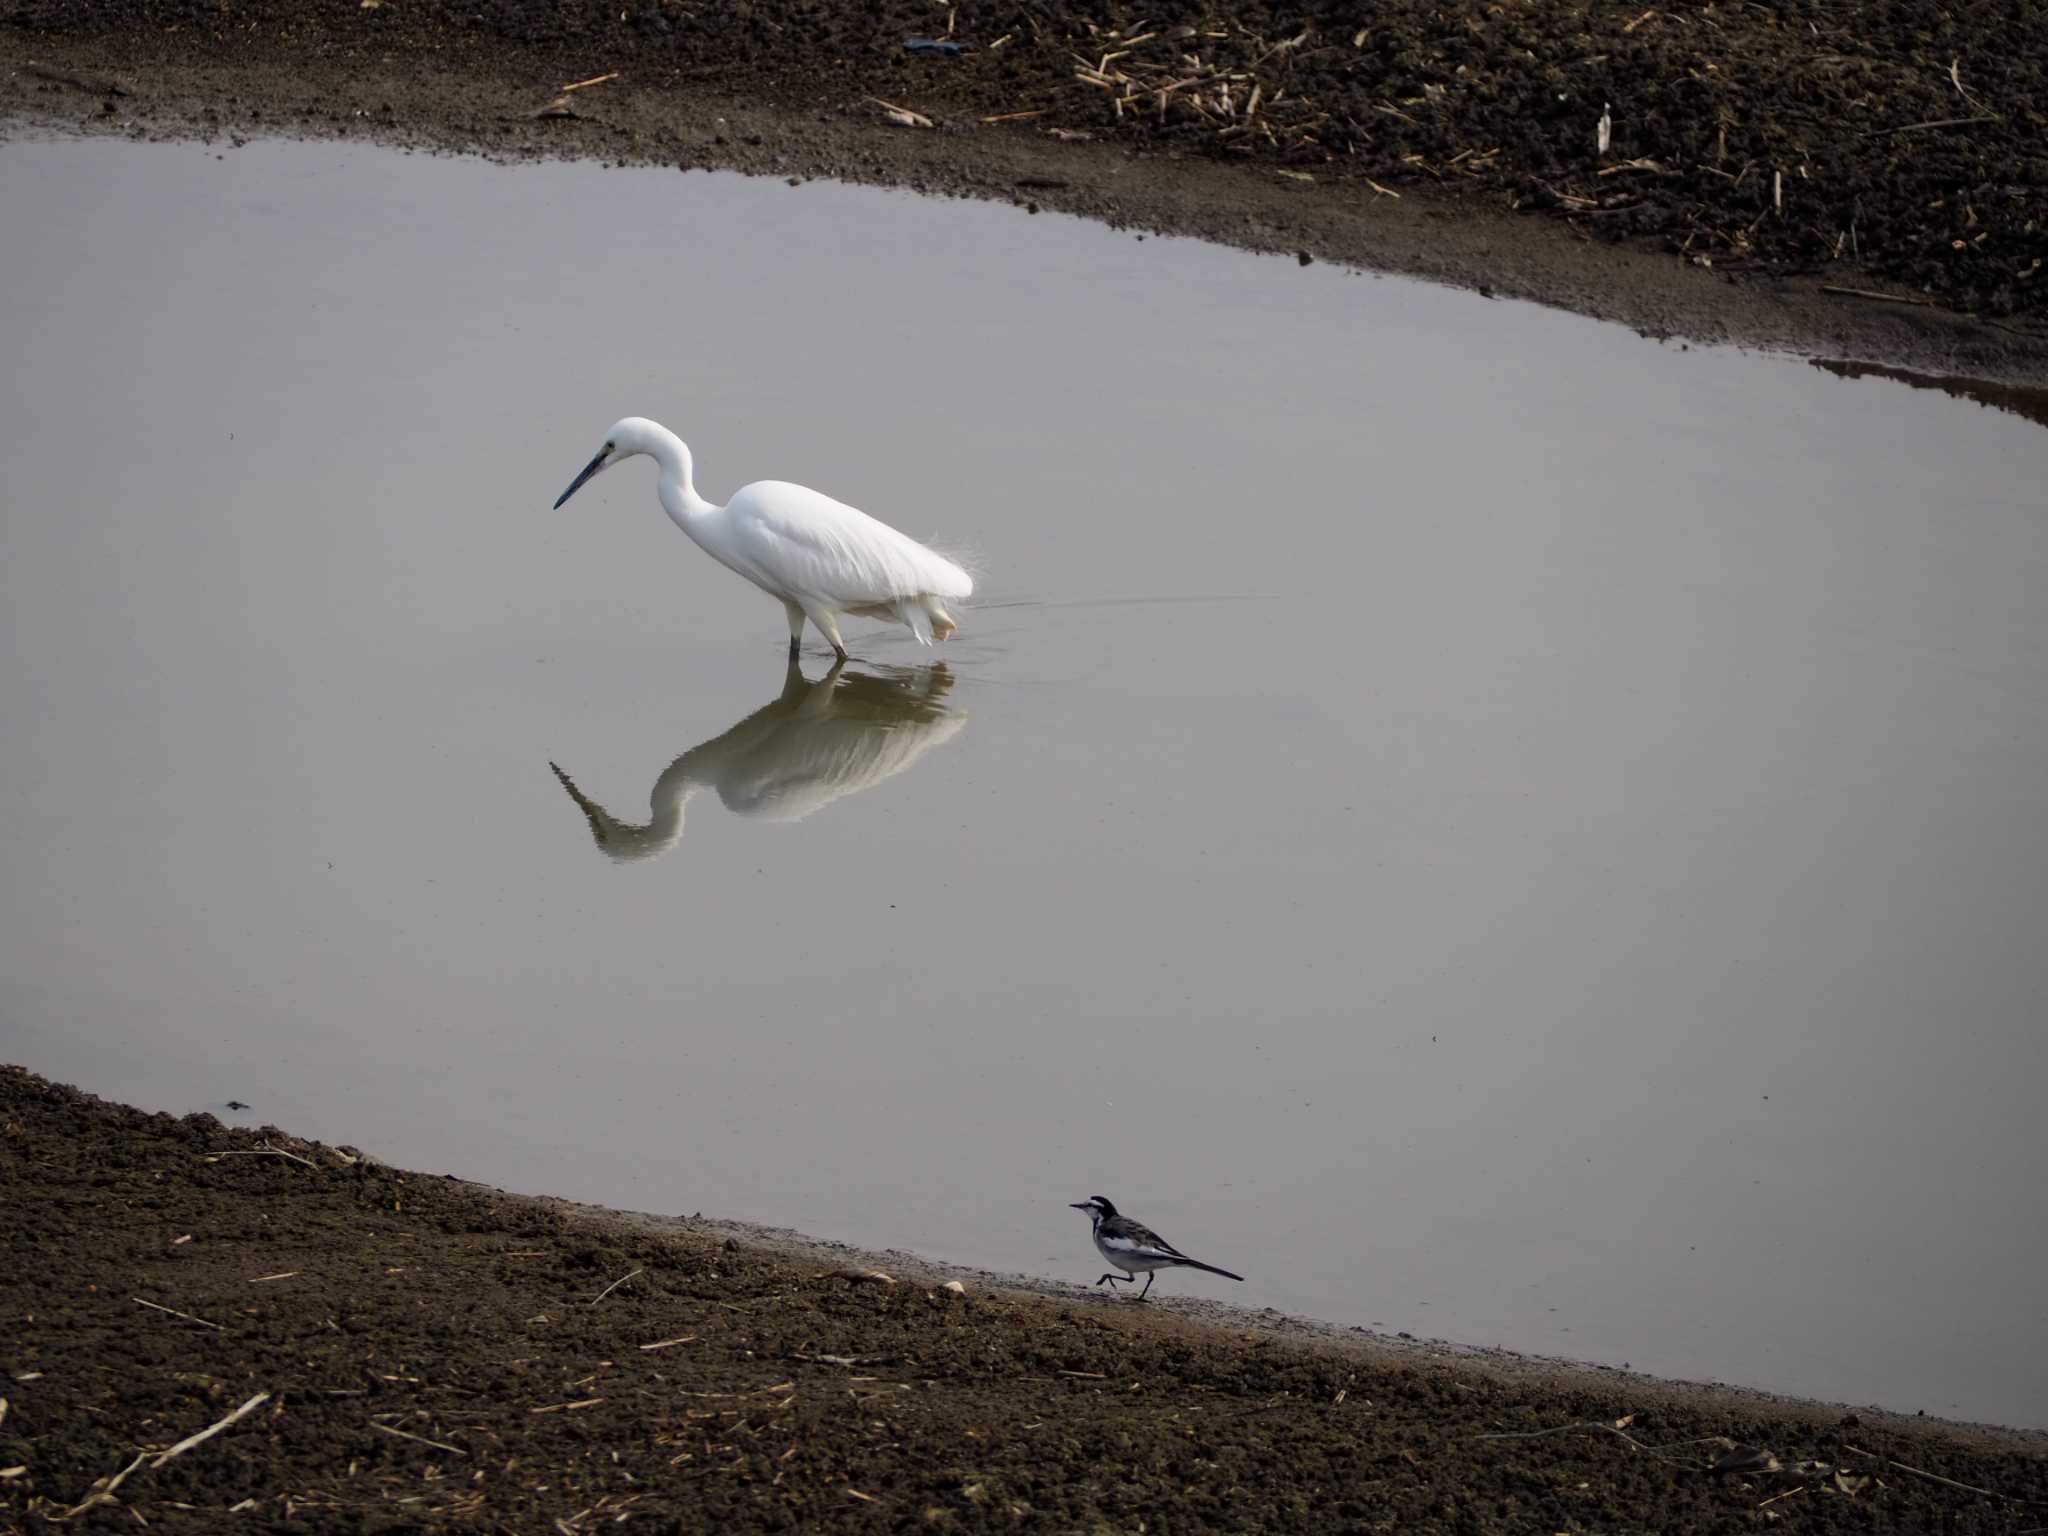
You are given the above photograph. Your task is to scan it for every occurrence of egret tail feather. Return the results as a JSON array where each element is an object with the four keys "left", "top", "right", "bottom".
[{"left": 895, "top": 598, "right": 935, "bottom": 645}]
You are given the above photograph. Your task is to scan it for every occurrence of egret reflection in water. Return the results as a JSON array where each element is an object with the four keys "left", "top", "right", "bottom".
[{"left": 548, "top": 660, "right": 967, "bottom": 862}]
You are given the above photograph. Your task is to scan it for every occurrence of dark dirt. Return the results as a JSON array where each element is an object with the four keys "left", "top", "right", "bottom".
[
  {"left": 5, "top": 1067, "right": 2045, "bottom": 1533},
  {"left": 4, "top": 0, "right": 2048, "bottom": 393}
]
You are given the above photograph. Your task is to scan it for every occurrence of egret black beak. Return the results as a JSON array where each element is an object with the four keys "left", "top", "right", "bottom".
[{"left": 553, "top": 448, "right": 611, "bottom": 510}]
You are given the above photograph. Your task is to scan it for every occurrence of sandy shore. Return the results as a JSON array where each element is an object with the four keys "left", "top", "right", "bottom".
[
  {"left": 3, "top": 1068, "right": 2043, "bottom": 1531},
  {"left": 3, "top": 0, "right": 2048, "bottom": 394}
]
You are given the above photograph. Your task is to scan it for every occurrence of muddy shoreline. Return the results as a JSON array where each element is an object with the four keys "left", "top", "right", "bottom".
[
  {"left": 3, "top": 0, "right": 2048, "bottom": 394},
  {"left": 4, "top": 1067, "right": 2044, "bottom": 1532}
]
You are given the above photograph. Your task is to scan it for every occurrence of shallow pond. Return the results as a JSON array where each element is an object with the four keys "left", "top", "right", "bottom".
[{"left": 4, "top": 137, "right": 2044, "bottom": 1427}]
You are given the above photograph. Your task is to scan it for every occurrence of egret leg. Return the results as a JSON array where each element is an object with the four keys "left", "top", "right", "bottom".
[
  {"left": 783, "top": 600, "right": 806, "bottom": 661},
  {"left": 801, "top": 602, "right": 849, "bottom": 661}
]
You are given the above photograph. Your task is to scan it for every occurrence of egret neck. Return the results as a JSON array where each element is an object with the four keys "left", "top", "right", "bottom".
[{"left": 642, "top": 422, "right": 714, "bottom": 535}]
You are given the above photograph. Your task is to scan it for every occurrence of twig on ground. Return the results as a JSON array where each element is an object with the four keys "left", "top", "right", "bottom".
[
  {"left": 1822, "top": 284, "right": 1936, "bottom": 307},
  {"left": 64, "top": 1394, "right": 271, "bottom": 1517},
  {"left": 864, "top": 97, "right": 934, "bottom": 129},
  {"left": 1858, "top": 114, "right": 1996, "bottom": 137},
  {"left": 370, "top": 1421, "right": 466, "bottom": 1455},
  {"left": 61, "top": 1451, "right": 150, "bottom": 1517},
  {"left": 133, "top": 1297, "right": 224, "bottom": 1331},
  {"left": 1471, "top": 1420, "right": 1730, "bottom": 1466},
  {"left": 560, "top": 72, "right": 619, "bottom": 93},
  {"left": 638, "top": 1335, "right": 698, "bottom": 1351},
  {"left": 205, "top": 1141, "right": 319, "bottom": 1169},
  {"left": 153, "top": 1392, "right": 272, "bottom": 1468},
  {"left": 589, "top": 1268, "right": 644, "bottom": 1305},
  {"left": 1841, "top": 1445, "right": 2037, "bottom": 1505},
  {"left": 1947, "top": 59, "right": 1995, "bottom": 117}
]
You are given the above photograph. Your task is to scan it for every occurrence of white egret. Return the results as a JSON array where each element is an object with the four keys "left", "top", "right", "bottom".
[{"left": 552, "top": 417, "right": 973, "bottom": 660}]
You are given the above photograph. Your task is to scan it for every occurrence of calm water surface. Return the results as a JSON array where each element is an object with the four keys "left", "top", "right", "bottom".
[{"left": 3, "top": 138, "right": 2045, "bottom": 1427}]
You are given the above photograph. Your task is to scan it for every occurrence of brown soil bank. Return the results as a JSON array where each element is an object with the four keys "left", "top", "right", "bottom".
[
  {"left": 4, "top": 1068, "right": 2045, "bottom": 1533},
  {"left": 4, "top": 0, "right": 2048, "bottom": 392}
]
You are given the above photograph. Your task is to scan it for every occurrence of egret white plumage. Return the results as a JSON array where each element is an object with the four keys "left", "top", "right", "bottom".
[{"left": 552, "top": 417, "right": 973, "bottom": 660}]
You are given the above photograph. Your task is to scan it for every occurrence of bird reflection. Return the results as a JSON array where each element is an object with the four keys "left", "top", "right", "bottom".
[{"left": 548, "top": 659, "right": 966, "bottom": 862}]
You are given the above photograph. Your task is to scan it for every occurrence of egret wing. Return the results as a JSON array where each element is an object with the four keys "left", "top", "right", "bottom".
[{"left": 727, "top": 480, "right": 971, "bottom": 606}]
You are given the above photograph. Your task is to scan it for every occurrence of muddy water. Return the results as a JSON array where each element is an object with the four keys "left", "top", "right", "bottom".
[{"left": 3, "top": 138, "right": 2045, "bottom": 1427}]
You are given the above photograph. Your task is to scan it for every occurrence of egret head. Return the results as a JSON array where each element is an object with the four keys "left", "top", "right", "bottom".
[
  {"left": 552, "top": 417, "right": 666, "bottom": 509},
  {"left": 1070, "top": 1196, "right": 1117, "bottom": 1221}
]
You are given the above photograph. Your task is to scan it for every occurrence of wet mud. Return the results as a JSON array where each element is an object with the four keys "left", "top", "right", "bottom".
[
  {"left": 4, "top": 1068, "right": 2044, "bottom": 1532},
  {"left": 3, "top": 0, "right": 2047, "bottom": 390}
]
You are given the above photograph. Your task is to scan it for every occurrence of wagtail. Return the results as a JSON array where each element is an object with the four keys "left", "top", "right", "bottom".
[{"left": 1071, "top": 1195, "right": 1244, "bottom": 1299}]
